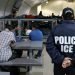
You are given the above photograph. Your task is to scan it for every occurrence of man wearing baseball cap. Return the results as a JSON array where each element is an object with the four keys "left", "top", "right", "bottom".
[
  {"left": 46, "top": 7, "right": 75, "bottom": 75},
  {"left": 62, "top": 7, "right": 74, "bottom": 20}
]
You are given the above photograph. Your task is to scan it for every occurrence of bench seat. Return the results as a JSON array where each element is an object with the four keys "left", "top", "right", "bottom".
[{"left": 0, "top": 58, "right": 42, "bottom": 67}]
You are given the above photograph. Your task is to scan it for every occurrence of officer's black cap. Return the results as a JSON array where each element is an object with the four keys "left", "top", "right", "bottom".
[
  {"left": 62, "top": 7, "right": 74, "bottom": 16},
  {"left": 62, "top": 7, "right": 74, "bottom": 20}
]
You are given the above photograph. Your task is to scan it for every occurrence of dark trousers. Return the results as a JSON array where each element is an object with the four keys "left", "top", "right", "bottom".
[
  {"left": 36, "top": 50, "right": 42, "bottom": 57},
  {"left": 0, "top": 66, "right": 20, "bottom": 75},
  {"left": 54, "top": 64, "right": 75, "bottom": 75},
  {"left": 0, "top": 50, "right": 23, "bottom": 75},
  {"left": 27, "top": 50, "right": 34, "bottom": 57},
  {"left": 27, "top": 50, "right": 42, "bottom": 57},
  {"left": 11, "top": 50, "right": 23, "bottom": 58}
]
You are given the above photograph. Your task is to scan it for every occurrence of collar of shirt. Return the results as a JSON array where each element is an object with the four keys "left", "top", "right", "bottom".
[
  {"left": 5, "top": 28, "right": 10, "bottom": 32},
  {"left": 62, "top": 20, "right": 75, "bottom": 24}
]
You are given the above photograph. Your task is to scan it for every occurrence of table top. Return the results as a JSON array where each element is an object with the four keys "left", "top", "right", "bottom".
[{"left": 13, "top": 41, "right": 43, "bottom": 50}]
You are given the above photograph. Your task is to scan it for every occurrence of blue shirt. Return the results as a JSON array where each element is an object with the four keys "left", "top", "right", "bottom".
[
  {"left": 13, "top": 32, "right": 23, "bottom": 42},
  {"left": 29, "top": 29, "right": 43, "bottom": 41}
]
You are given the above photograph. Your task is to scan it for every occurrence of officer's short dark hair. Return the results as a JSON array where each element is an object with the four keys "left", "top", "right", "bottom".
[{"left": 62, "top": 7, "right": 74, "bottom": 20}]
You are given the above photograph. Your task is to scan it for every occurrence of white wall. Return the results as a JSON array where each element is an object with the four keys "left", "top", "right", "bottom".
[
  {"left": 17, "top": 1, "right": 31, "bottom": 16},
  {"left": 0, "top": 0, "right": 15, "bottom": 17},
  {"left": 30, "top": 5, "right": 37, "bottom": 15},
  {"left": 17, "top": 0, "right": 75, "bottom": 16},
  {"left": 39, "top": 0, "right": 75, "bottom": 16}
]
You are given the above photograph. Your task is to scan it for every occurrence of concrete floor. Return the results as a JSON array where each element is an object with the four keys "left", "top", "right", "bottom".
[{"left": 21, "top": 45, "right": 54, "bottom": 75}]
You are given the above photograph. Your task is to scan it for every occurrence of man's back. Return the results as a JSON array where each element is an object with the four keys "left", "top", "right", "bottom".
[
  {"left": 0, "top": 29, "right": 16, "bottom": 61},
  {"left": 53, "top": 20, "right": 75, "bottom": 36},
  {"left": 29, "top": 29, "right": 43, "bottom": 41},
  {"left": 50, "top": 20, "right": 75, "bottom": 60},
  {"left": 0, "top": 30, "right": 14, "bottom": 47}
]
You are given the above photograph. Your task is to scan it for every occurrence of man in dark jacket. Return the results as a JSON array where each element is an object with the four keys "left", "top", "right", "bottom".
[{"left": 46, "top": 7, "right": 75, "bottom": 75}]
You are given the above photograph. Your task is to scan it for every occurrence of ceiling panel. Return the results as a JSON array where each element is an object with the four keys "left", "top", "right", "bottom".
[
  {"left": 23, "top": 0, "right": 47, "bottom": 7},
  {"left": 0, "top": 0, "right": 15, "bottom": 17},
  {"left": 17, "top": 0, "right": 48, "bottom": 15}
]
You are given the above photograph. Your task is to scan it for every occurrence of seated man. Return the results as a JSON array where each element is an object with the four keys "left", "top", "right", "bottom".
[
  {"left": 13, "top": 26, "right": 23, "bottom": 58},
  {"left": 0, "top": 24, "right": 20, "bottom": 75},
  {"left": 28, "top": 22, "right": 43, "bottom": 58}
]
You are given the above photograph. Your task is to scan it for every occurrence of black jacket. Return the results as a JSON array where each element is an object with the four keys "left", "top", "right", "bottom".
[{"left": 46, "top": 20, "right": 75, "bottom": 64}]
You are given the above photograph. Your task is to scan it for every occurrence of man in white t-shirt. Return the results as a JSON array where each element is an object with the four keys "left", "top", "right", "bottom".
[{"left": 25, "top": 28, "right": 32, "bottom": 35}]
